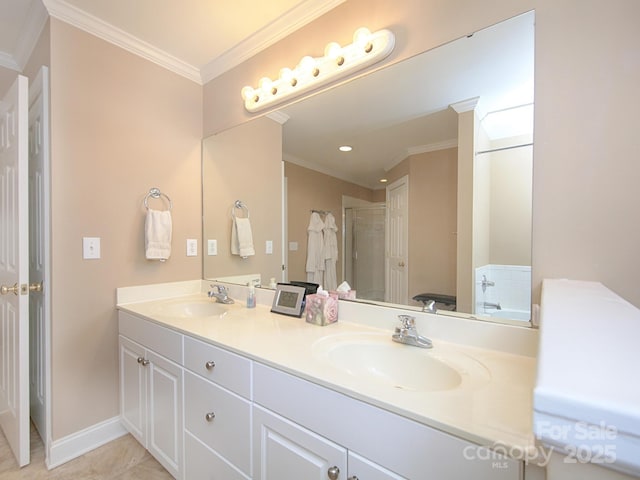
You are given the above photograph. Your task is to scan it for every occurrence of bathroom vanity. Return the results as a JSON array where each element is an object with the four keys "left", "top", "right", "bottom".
[{"left": 117, "top": 281, "right": 537, "bottom": 480}]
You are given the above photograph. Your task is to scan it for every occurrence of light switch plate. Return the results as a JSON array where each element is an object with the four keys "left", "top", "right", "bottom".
[
  {"left": 186, "top": 239, "right": 198, "bottom": 257},
  {"left": 289, "top": 241, "right": 298, "bottom": 251},
  {"left": 207, "top": 239, "right": 217, "bottom": 256},
  {"left": 83, "top": 237, "right": 100, "bottom": 259},
  {"left": 266, "top": 240, "right": 273, "bottom": 254}
]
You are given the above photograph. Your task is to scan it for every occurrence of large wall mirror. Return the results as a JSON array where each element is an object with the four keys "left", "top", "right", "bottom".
[{"left": 203, "top": 11, "right": 534, "bottom": 325}]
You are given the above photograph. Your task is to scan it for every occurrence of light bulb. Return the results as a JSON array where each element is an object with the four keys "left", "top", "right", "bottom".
[
  {"left": 298, "top": 56, "right": 316, "bottom": 74},
  {"left": 353, "top": 27, "right": 372, "bottom": 48},
  {"left": 241, "top": 86, "right": 255, "bottom": 101},
  {"left": 259, "top": 77, "right": 272, "bottom": 91},
  {"left": 324, "top": 42, "right": 342, "bottom": 59},
  {"left": 279, "top": 68, "right": 294, "bottom": 82}
]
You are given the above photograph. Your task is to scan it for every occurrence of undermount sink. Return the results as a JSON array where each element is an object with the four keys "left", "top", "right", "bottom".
[
  {"left": 152, "top": 298, "right": 227, "bottom": 318},
  {"left": 312, "top": 332, "right": 489, "bottom": 392}
]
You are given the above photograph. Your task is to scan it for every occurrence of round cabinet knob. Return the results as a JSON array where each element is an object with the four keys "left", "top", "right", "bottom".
[
  {"left": 398, "top": 261, "right": 405, "bottom": 267},
  {"left": 137, "top": 357, "right": 144, "bottom": 364},
  {"left": 348, "top": 477, "right": 359, "bottom": 480},
  {"left": 327, "top": 466, "right": 340, "bottom": 480},
  {"left": 141, "top": 359, "right": 150, "bottom": 366},
  {"left": 205, "top": 412, "right": 216, "bottom": 422},
  {"left": 205, "top": 361, "right": 216, "bottom": 370}
]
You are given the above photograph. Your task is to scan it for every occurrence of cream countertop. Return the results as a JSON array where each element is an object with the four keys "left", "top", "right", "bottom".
[{"left": 117, "top": 282, "right": 537, "bottom": 456}]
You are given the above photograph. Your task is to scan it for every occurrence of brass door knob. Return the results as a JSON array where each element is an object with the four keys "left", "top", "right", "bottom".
[{"left": 0, "top": 283, "right": 19, "bottom": 295}]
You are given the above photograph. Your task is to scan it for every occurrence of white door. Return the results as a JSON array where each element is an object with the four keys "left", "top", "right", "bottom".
[
  {"left": 0, "top": 74, "right": 30, "bottom": 467},
  {"left": 28, "top": 66, "right": 49, "bottom": 447},
  {"left": 385, "top": 176, "right": 409, "bottom": 304}
]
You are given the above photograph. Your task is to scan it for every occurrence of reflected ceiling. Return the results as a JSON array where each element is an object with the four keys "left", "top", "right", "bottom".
[{"left": 279, "top": 12, "right": 534, "bottom": 188}]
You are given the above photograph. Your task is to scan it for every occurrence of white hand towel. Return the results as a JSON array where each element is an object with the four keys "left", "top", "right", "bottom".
[
  {"left": 145, "top": 208, "right": 172, "bottom": 261},
  {"left": 231, "top": 217, "right": 255, "bottom": 258}
]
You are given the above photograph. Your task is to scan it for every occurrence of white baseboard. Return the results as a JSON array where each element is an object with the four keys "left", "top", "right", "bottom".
[{"left": 47, "top": 416, "right": 127, "bottom": 469}]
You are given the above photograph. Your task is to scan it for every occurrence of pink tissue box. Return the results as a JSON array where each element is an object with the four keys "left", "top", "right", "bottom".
[
  {"left": 305, "top": 293, "right": 339, "bottom": 326},
  {"left": 330, "top": 289, "right": 356, "bottom": 300}
]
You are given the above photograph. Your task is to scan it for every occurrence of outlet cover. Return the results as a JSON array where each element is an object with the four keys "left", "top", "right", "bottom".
[
  {"left": 186, "top": 239, "right": 198, "bottom": 257},
  {"left": 207, "top": 239, "right": 217, "bottom": 256}
]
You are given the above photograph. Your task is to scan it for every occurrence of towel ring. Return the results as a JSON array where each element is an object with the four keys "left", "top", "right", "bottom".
[
  {"left": 232, "top": 200, "right": 250, "bottom": 219},
  {"left": 144, "top": 187, "right": 173, "bottom": 211}
]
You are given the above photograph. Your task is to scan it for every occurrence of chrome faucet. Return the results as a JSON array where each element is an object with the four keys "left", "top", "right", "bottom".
[
  {"left": 422, "top": 299, "right": 437, "bottom": 314},
  {"left": 483, "top": 301, "right": 501, "bottom": 310},
  {"left": 208, "top": 284, "right": 235, "bottom": 304},
  {"left": 392, "top": 315, "right": 432, "bottom": 349}
]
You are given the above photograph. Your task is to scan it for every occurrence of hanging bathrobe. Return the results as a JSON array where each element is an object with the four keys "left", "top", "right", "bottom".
[
  {"left": 323, "top": 213, "right": 338, "bottom": 291},
  {"left": 306, "top": 212, "right": 325, "bottom": 284}
]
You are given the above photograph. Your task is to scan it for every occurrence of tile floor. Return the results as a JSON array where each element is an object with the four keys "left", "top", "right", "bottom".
[{"left": 0, "top": 423, "right": 173, "bottom": 479}]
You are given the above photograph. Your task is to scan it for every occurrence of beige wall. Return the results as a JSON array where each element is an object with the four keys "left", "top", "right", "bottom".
[
  {"left": 489, "top": 136, "right": 533, "bottom": 266},
  {"left": 532, "top": 0, "right": 640, "bottom": 307},
  {"left": 49, "top": 20, "right": 202, "bottom": 439},
  {"left": 284, "top": 162, "right": 376, "bottom": 283},
  {"left": 202, "top": 116, "right": 282, "bottom": 283},
  {"left": 407, "top": 149, "right": 458, "bottom": 302}
]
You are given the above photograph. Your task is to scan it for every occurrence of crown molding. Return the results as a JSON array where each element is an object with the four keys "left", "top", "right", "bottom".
[
  {"left": 0, "top": 52, "right": 20, "bottom": 72},
  {"left": 450, "top": 96, "right": 480, "bottom": 113},
  {"left": 384, "top": 138, "right": 459, "bottom": 172},
  {"left": 200, "top": 0, "right": 346, "bottom": 84},
  {"left": 283, "top": 152, "right": 373, "bottom": 190},
  {"left": 42, "top": 0, "right": 201, "bottom": 83},
  {"left": 42, "top": 0, "right": 345, "bottom": 85},
  {"left": 266, "top": 111, "right": 290, "bottom": 125}
]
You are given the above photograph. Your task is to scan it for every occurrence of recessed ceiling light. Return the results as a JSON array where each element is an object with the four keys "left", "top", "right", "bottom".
[
  {"left": 379, "top": 178, "right": 388, "bottom": 183},
  {"left": 339, "top": 145, "right": 353, "bottom": 152}
]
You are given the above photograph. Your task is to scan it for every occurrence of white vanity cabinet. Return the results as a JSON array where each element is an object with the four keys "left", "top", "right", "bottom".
[
  {"left": 253, "top": 363, "right": 522, "bottom": 480},
  {"left": 119, "top": 312, "right": 183, "bottom": 479},
  {"left": 183, "top": 336, "right": 252, "bottom": 480}
]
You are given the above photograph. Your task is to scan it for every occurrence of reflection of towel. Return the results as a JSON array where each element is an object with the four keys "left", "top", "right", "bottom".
[
  {"left": 306, "top": 212, "right": 325, "bottom": 283},
  {"left": 145, "top": 208, "right": 172, "bottom": 261},
  {"left": 231, "top": 217, "right": 255, "bottom": 258},
  {"left": 323, "top": 213, "right": 338, "bottom": 291}
]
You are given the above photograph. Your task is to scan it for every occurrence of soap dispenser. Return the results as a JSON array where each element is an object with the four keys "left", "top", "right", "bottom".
[{"left": 246, "top": 282, "right": 256, "bottom": 308}]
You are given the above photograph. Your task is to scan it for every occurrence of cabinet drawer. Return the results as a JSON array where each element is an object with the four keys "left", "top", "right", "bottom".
[
  {"left": 184, "top": 371, "right": 251, "bottom": 476},
  {"left": 118, "top": 311, "right": 182, "bottom": 364},
  {"left": 185, "top": 431, "right": 250, "bottom": 480},
  {"left": 184, "top": 335, "right": 251, "bottom": 398}
]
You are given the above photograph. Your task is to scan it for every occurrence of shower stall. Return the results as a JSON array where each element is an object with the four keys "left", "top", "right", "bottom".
[{"left": 344, "top": 205, "right": 386, "bottom": 301}]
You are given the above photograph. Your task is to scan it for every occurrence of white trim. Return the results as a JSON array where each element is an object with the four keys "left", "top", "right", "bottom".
[
  {"left": 383, "top": 138, "right": 458, "bottom": 172},
  {"left": 42, "top": 0, "right": 201, "bottom": 83},
  {"left": 450, "top": 97, "right": 479, "bottom": 113},
  {"left": 200, "top": 0, "right": 347, "bottom": 84},
  {"left": 46, "top": 416, "right": 127, "bottom": 469},
  {"left": 0, "top": 51, "right": 20, "bottom": 72}
]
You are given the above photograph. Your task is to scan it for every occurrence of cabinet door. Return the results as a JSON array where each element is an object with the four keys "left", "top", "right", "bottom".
[
  {"left": 185, "top": 431, "right": 250, "bottom": 480},
  {"left": 146, "top": 349, "right": 183, "bottom": 480},
  {"left": 119, "top": 336, "right": 146, "bottom": 445},
  {"left": 348, "top": 451, "right": 406, "bottom": 480},
  {"left": 253, "top": 405, "right": 347, "bottom": 480}
]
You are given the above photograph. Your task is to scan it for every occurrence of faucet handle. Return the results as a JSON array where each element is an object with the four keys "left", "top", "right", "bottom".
[{"left": 398, "top": 315, "right": 415, "bottom": 329}]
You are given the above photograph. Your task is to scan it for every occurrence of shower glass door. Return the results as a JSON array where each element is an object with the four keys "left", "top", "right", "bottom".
[{"left": 345, "top": 206, "right": 385, "bottom": 301}]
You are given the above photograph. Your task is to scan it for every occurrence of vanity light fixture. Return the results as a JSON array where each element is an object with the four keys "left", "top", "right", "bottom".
[{"left": 241, "top": 27, "right": 395, "bottom": 112}]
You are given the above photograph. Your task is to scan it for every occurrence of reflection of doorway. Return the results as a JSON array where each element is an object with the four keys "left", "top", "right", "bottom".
[
  {"left": 386, "top": 176, "right": 409, "bottom": 304},
  {"left": 344, "top": 205, "right": 385, "bottom": 301}
]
